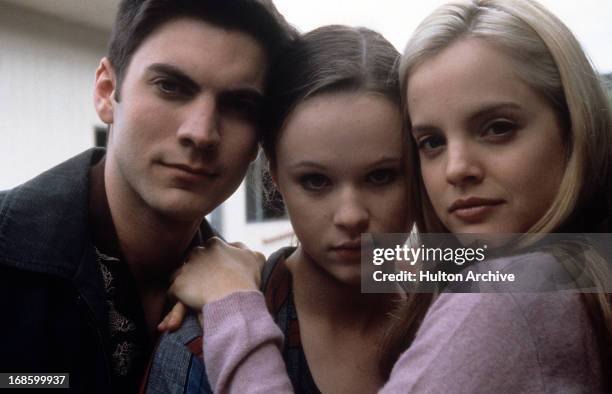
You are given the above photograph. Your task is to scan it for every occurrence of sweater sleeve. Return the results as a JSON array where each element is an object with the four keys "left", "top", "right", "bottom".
[
  {"left": 202, "top": 291, "right": 294, "bottom": 394},
  {"left": 381, "top": 293, "right": 542, "bottom": 393},
  {"left": 382, "top": 291, "right": 601, "bottom": 393},
  {"left": 202, "top": 292, "right": 600, "bottom": 393}
]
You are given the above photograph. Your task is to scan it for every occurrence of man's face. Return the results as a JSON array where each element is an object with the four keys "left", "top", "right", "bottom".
[{"left": 96, "top": 17, "right": 266, "bottom": 221}]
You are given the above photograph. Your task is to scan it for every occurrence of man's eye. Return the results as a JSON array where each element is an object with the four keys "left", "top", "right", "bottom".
[
  {"left": 154, "top": 80, "right": 184, "bottom": 96},
  {"left": 417, "top": 135, "right": 445, "bottom": 151},
  {"left": 299, "top": 174, "right": 331, "bottom": 191},
  {"left": 367, "top": 169, "right": 397, "bottom": 186}
]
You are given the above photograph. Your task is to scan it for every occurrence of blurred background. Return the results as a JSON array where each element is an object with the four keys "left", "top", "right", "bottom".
[{"left": 1, "top": 0, "right": 611, "bottom": 255}]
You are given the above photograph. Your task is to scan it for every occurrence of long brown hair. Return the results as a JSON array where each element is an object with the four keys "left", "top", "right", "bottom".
[{"left": 261, "top": 25, "right": 410, "bottom": 379}]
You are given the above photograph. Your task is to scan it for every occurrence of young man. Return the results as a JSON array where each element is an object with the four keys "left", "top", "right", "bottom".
[{"left": 0, "top": 1, "right": 293, "bottom": 392}]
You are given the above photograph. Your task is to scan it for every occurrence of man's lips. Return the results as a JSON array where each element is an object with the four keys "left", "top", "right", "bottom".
[{"left": 162, "top": 163, "right": 219, "bottom": 177}]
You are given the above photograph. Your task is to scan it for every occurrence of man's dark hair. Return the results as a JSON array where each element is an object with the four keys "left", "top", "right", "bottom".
[{"left": 108, "top": 0, "right": 296, "bottom": 100}]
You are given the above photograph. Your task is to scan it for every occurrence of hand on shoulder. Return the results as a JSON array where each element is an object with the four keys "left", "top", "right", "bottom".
[{"left": 168, "top": 237, "right": 265, "bottom": 313}]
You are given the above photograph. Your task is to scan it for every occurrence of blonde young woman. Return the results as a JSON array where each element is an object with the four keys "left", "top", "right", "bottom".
[{"left": 168, "top": 0, "right": 612, "bottom": 392}]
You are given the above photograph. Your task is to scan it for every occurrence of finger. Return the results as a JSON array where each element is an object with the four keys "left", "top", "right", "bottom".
[
  {"left": 157, "top": 315, "right": 169, "bottom": 332},
  {"left": 188, "top": 245, "right": 206, "bottom": 256},
  {"left": 184, "top": 246, "right": 206, "bottom": 265},
  {"left": 254, "top": 251, "right": 266, "bottom": 261},
  {"left": 205, "top": 236, "right": 224, "bottom": 246},
  {"left": 230, "top": 241, "right": 248, "bottom": 249},
  {"left": 254, "top": 251, "right": 266, "bottom": 269},
  {"left": 157, "top": 302, "right": 177, "bottom": 331},
  {"left": 165, "top": 302, "right": 187, "bottom": 332},
  {"left": 157, "top": 302, "right": 176, "bottom": 332}
]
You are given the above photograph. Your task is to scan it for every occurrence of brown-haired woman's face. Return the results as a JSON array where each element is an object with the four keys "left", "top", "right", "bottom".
[
  {"left": 273, "top": 92, "right": 410, "bottom": 285},
  {"left": 407, "top": 38, "right": 566, "bottom": 234}
]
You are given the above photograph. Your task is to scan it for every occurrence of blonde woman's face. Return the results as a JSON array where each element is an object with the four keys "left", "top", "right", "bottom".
[{"left": 407, "top": 38, "right": 566, "bottom": 234}]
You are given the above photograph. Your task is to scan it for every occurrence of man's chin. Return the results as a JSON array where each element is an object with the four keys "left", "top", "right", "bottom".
[{"left": 147, "top": 195, "right": 216, "bottom": 223}]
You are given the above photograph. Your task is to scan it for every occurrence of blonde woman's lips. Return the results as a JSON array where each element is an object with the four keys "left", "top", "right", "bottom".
[{"left": 449, "top": 197, "right": 504, "bottom": 222}]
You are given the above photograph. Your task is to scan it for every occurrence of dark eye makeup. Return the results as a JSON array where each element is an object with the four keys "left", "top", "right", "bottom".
[
  {"left": 481, "top": 119, "right": 518, "bottom": 139},
  {"left": 367, "top": 168, "right": 398, "bottom": 185},
  {"left": 416, "top": 134, "right": 446, "bottom": 151},
  {"left": 298, "top": 173, "right": 331, "bottom": 192}
]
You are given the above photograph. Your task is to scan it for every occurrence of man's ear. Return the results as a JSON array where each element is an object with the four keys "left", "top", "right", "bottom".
[{"left": 93, "top": 57, "right": 117, "bottom": 124}]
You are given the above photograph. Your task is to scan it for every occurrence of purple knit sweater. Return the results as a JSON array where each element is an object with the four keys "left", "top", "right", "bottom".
[{"left": 201, "top": 260, "right": 604, "bottom": 393}]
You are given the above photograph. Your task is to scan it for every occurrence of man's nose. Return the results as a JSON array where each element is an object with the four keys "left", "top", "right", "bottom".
[
  {"left": 445, "top": 140, "right": 483, "bottom": 188},
  {"left": 177, "top": 96, "right": 220, "bottom": 150},
  {"left": 333, "top": 188, "right": 369, "bottom": 237}
]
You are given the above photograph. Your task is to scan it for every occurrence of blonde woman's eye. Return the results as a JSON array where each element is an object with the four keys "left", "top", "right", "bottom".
[{"left": 483, "top": 120, "right": 516, "bottom": 137}]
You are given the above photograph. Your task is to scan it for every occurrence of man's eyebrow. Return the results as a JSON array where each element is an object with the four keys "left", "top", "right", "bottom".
[{"left": 146, "top": 63, "right": 199, "bottom": 92}]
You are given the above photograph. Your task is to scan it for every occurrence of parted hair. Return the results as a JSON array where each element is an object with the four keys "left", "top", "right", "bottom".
[{"left": 261, "top": 25, "right": 402, "bottom": 168}]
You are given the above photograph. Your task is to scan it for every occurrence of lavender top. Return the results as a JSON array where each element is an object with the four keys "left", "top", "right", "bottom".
[{"left": 201, "top": 259, "right": 603, "bottom": 393}]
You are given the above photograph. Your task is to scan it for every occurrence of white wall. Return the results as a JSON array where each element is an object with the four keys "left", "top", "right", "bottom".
[
  {"left": 217, "top": 184, "right": 294, "bottom": 257},
  {"left": 0, "top": 2, "right": 109, "bottom": 190}
]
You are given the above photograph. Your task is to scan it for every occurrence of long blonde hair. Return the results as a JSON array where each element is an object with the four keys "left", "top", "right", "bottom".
[{"left": 383, "top": 0, "right": 612, "bottom": 380}]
